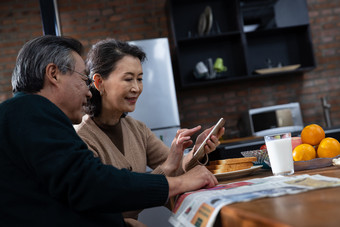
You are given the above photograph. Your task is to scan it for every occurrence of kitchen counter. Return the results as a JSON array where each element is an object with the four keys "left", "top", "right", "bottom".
[{"left": 209, "top": 126, "right": 340, "bottom": 161}]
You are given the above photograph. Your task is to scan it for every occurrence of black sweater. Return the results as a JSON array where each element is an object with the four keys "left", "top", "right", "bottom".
[{"left": 0, "top": 92, "right": 168, "bottom": 226}]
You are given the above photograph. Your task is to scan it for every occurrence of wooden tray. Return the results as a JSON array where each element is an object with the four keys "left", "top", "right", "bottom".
[
  {"left": 294, "top": 155, "right": 340, "bottom": 171},
  {"left": 265, "top": 155, "right": 340, "bottom": 171},
  {"left": 255, "top": 64, "right": 301, "bottom": 74}
]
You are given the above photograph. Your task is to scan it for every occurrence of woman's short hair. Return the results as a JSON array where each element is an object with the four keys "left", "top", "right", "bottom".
[
  {"left": 85, "top": 39, "right": 146, "bottom": 117},
  {"left": 12, "top": 35, "right": 83, "bottom": 93}
]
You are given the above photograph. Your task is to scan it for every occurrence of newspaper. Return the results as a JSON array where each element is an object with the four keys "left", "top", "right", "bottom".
[{"left": 169, "top": 174, "right": 340, "bottom": 227}]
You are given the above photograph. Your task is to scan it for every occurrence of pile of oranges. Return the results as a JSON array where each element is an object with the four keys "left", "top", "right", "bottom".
[{"left": 293, "top": 124, "right": 340, "bottom": 161}]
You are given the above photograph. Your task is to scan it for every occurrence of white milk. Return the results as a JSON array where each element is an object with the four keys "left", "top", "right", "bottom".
[{"left": 266, "top": 138, "right": 294, "bottom": 176}]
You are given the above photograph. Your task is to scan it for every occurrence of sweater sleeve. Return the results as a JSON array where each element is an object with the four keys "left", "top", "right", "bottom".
[
  {"left": 143, "top": 125, "right": 170, "bottom": 171},
  {"left": 2, "top": 94, "right": 169, "bottom": 213},
  {"left": 137, "top": 123, "right": 188, "bottom": 176}
]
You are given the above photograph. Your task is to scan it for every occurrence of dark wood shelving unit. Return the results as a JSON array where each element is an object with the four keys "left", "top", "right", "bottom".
[{"left": 167, "top": 0, "right": 316, "bottom": 89}]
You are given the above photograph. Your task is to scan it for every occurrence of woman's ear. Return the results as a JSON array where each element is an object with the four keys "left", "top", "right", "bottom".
[{"left": 93, "top": 73, "right": 103, "bottom": 91}]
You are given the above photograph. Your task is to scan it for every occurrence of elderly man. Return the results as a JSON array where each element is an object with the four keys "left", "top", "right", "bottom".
[{"left": 0, "top": 35, "right": 217, "bottom": 226}]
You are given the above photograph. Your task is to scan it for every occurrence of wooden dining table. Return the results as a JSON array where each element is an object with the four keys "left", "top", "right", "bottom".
[{"left": 214, "top": 165, "right": 340, "bottom": 227}]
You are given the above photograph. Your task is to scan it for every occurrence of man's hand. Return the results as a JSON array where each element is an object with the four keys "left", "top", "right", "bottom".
[{"left": 166, "top": 165, "right": 218, "bottom": 197}]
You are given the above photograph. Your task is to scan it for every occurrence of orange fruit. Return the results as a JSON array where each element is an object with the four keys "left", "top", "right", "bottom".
[
  {"left": 293, "top": 144, "right": 316, "bottom": 161},
  {"left": 317, "top": 137, "right": 340, "bottom": 158},
  {"left": 301, "top": 124, "right": 325, "bottom": 146}
]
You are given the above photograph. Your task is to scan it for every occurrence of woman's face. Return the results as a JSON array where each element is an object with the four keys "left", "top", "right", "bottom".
[{"left": 101, "top": 55, "right": 143, "bottom": 115}]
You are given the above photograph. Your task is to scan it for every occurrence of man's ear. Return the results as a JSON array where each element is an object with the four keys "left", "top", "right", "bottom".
[
  {"left": 93, "top": 73, "right": 103, "bottom": 91},
  {"left": 45, "top": 63, "right": 59, "bottom": 85}
]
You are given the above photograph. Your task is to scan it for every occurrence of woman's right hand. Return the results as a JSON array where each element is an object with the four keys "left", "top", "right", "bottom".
[{"left": 161, "top": 126, "right": 202, "bottom": 176}]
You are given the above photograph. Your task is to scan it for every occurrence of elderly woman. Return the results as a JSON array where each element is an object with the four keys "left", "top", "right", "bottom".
[{"left": 76, "top": 39, "right": 224, "bottom": 226}]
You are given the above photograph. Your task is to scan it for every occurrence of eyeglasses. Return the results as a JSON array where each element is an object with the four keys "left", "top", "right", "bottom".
[{"left": 62, "top": 66, "right": 93, "bottom": 88}]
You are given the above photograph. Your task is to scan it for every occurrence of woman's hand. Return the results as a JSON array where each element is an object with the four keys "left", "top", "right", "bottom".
[
  {"left": 161, "top": 126, "right": 202, "bottom": 176},
  {"left": 182, "top": 125, "right": 225, "bottom": 171},
  {"left": 194, "top": 125, "right": 225, "bottom": 155}
]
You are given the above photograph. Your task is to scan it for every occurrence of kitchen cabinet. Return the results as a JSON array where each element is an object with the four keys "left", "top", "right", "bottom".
[{"left": 166, "top": 0, "right": 316, "bottom": 89}]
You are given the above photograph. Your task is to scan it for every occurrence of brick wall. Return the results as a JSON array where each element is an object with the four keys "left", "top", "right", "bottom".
[
  {"left": 1, "top": 0, "right": 340, "bottom": 139},
  {"left": 0, "top": 0, "right": 42, "bottom": 101}
]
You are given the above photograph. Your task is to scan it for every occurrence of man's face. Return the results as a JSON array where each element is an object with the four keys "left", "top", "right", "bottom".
[{"left": 57, "top": 52, "right": 92, "bottom": 124}]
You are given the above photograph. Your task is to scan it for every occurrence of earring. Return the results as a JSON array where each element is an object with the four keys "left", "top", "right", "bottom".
[{"left": 100, "top": 90, "right": 103, "bottom": 96}]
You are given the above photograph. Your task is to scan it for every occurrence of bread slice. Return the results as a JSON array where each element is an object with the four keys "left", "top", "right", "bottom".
[
  {"left": 206, "top": 157, "right": 257, "bottom": 174},
  {"left": 209, "top": 157, "right": 257, "bottom": 165},
  {"left": 208, "top": 162, "right": 254, "bottom": 174}
]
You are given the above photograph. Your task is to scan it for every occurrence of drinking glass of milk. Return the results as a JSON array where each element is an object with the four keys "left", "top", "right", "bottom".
[{"left": 264, "top": 132, "right": 294, "bottom": 176}]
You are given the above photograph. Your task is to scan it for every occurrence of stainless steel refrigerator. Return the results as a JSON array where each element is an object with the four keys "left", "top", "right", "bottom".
[{"left": 128, "top": 38, "right": 180, "bottom": 148}]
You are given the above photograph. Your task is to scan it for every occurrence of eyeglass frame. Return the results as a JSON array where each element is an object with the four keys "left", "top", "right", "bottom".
[{"left": 61, "top": 65, "right": 93, "bottom": 89}]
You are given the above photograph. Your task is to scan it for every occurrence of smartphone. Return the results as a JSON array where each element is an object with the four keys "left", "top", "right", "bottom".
[{"left": 193, "top": 118, "right": 226, "bottom": 157}]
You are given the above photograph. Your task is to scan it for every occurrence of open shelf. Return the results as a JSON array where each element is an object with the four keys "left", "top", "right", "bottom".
[{"left": 167, "top": 0, "right": 315, "bottom": 89}]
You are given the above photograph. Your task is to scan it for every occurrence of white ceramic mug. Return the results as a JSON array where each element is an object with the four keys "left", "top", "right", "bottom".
[{"left": 194, "top": 61, "right": 209, "bottom": 79}]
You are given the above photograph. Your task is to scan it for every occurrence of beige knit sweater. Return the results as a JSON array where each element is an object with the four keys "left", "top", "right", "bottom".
[{"left": 76, "top": 115, "right": 172, "bottom": 175}]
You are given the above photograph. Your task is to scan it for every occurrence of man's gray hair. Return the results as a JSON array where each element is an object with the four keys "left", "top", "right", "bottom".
[{"left": 12, "top": 35, "right": 83, "bottom": 93}]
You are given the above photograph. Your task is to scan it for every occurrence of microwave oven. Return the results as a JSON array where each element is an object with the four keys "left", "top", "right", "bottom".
[{"left": 242, "top": 102, "right": 304, "bottom": 137}]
